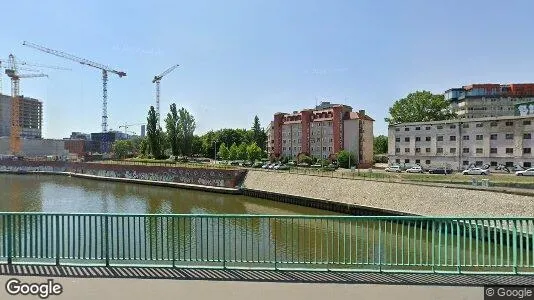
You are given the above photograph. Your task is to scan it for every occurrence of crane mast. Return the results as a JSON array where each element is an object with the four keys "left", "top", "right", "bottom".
[{"left": 152, "top": 64, "right": 179, "bottom": 125}]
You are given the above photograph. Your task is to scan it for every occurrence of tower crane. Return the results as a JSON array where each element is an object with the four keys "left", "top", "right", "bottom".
[
  {"left": 4, "top": 54, "right": 49, "bottom": 155},
  {"left": 22, "top": 41, "right": 127, "bottom": 134},
  {"left": 119, "top": 122, "right": 145, "bottom": 135},
  {"left": 152, "top": 64, "right": 179, "bottom": 126},
  {"left": 0, "top": 59, "right": 40, "bottom": 95}
]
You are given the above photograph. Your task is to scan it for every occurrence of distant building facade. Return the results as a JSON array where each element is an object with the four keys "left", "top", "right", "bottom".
[
  {"left": 0, "top": 94, "right": 43, "bottom": 138},
  {"left": 267, "top": 102, "right": 374, "bottom": 167},
  {"left": 445, "top": 83, "right": 534, "bottom": 119},
  {"left": 388, "top": 115, "right": 534, "bottom": 170}
]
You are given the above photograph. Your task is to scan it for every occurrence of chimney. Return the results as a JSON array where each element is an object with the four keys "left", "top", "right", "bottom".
[{"left": 358, "top": 110, "right": 366, "bottom": 117}]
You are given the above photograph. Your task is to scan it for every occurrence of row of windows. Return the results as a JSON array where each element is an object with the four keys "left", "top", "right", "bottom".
[
  {"left": 282, "top": 146, "right": 334, "bottom": 152},
  {"left": 395, "top": 133, "right": 531, "bottom": 143},
  {"left": 395, "top": 120, "right": 532, "bottom": 132},
  {"left": 394, "top": 159, "right": 532, "bottom": 168},
  {"left": 395, "top": 147, "right": 532, "bottom": 154}
]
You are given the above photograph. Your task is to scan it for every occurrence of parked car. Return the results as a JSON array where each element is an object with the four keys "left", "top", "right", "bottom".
[
  {"left": 462, "top": 168, "right": 490, "bottom": 175},
  {"left": 252, "top": 162, "right": 263, "bottom": 168},
  {"left": 268, "top": 163, "right": 279, "bottom": 169},
  {"left": 385, "top": 165, "right": 402, "bottom": 173},
  {"left": 274, "top": 164, "right": 290, "bottom": 170},
  {"left": 515, "top": 168, "right": 534, "bottom": 176},
  {"left": 428, "top": 167, "right": 453, "bottom": 174},
  {"left": 406, "top": 166, "right": 423, "bottom": 173}
]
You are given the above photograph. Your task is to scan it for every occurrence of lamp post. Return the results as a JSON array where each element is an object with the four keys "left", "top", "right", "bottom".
[{"left": 213, "top": 140, "right": 218, "bottom": 163}]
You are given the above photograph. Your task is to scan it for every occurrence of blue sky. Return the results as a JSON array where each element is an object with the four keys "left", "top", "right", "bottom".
[{"left": 1, "top": 0, "right": 534, "bottom": 138}]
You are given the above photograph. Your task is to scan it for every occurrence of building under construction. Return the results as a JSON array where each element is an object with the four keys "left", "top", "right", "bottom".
[{"left": 0, "top": 94, "right": 43, "bottom": 138}]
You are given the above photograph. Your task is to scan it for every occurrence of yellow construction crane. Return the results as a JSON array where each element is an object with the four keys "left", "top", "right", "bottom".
[{"left": 152, "top": 64, "right": 179, "bottom": 126}]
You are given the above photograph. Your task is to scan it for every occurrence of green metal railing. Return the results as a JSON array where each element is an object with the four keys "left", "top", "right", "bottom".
[{"left": 0, "top": 213, "right": 533, "bottom": 274}]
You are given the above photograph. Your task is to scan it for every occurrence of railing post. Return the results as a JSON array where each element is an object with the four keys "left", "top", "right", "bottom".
[
  {"left": 105, "top": 215, "right": 110, "bottom": 267},
  {"left": 456, "top": 220, "right": 461, "bottom": 274},
  {"left": 55, "top": 215, "right": 60, "bottom": 266},
  {"left": 378, "top": 220, "right": 382, "bottom": 272},
  {"left": 513, "top": 220, "right": 518, "bottom": 274},
  {"left": 222, "top": 216, "right": 226, "bottom": 269},
  {"left": 7, "top": 214, "right": 12, "bottom": 265},
  {"left": 274, "top": 218, "right": 277, "bottom": 270},
  {"left": 431, "top": 220, "right": 435, "bottom": 273}
]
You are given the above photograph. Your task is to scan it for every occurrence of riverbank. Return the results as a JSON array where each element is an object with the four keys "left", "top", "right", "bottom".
[{"left": 242, "top": 170, "right": 534, "bottom": 217}]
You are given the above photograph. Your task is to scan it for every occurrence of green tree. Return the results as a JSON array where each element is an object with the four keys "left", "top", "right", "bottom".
[
  {"left": 191, "top": 135, "right": 203, "bottom": 156},
  {"left": 237, "top": 142, "right": 248, "bottom": 160},
  {"left": 138, "top": 137, "right": 149, "bottom": 158},
  {"left": 336, "top": 150, "right": 355, "bottom": 168},
  {"left": 218, "top": 143, "right": 230, "bottom": 160},
  {"left": 112, "top": 140, "right": 134, "bottom": 159},
  {"left": 229, "top": 143, "right": 238, "bottom": 160},
  {"left": 246, "top": 142, "right": 262, "bottom": 162},
  {"left": 165, "top": 103, "right": 181, "bottom": 156},
  {"left": 385, "top": 91, "right": 456, "bottom": 125},
  {"left": 146, "top": 106, "right": 165, "bottom": 159},
  {"left": 177, "top": 107, "right": 196, "bottom": 156},
  {"left": 251, "top": 116, "right": 267, "bottom": 150},
  {"left": 374, "top": 135, "right": 388, "bottom": 154}
]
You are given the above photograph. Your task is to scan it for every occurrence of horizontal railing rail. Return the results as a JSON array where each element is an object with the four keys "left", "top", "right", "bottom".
[{"left": 0, "top": 213, "right": 532, "bottom": 274}]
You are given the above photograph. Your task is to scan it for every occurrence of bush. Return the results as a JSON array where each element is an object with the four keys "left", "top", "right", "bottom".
[
  {"left": 297, "top": 154, "right": 313, "bottom": 165},
  {"left": 336, "top": 150, "right": 355, "bottom": 168},
  {"left": 373, "top": 154, "right": 388, "bottom": 164}
]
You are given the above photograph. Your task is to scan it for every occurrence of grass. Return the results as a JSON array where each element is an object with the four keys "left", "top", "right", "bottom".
[{"left": 89, "top": 158, "right": 240, "bottom": 170}]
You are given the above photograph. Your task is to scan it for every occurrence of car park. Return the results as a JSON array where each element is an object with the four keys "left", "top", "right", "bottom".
[
  {"left": 406, "top": 166, "right": 423, "bottom": 173},
  {"left": 462, "top": 167, "right": 490, "bottom": 175},
  {"left": 515, "top": 168, "right": 534, "bottom": 176},
  {"left": 385, "top": 165, "right": 402, "bottom": 173}
]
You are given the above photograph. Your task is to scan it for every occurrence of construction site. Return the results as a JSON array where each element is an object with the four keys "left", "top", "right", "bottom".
[{"left": 0, "top": 41, "right": 174, "bottom": 160}]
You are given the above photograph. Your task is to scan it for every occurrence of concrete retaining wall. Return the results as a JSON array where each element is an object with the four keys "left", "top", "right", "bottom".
[{"left": 0, "top": 160, "right": 247, "bottom": 188}]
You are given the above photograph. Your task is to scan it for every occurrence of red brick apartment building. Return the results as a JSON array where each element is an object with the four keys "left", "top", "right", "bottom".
[{"left": 267, "top": 102, "right": 374, "bottom": 167}]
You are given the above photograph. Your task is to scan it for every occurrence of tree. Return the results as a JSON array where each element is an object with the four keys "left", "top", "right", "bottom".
[
  {"left": 191, "top": 135, "right": 203, "bottom": 156},
  {"left": 229, "top": 143, "right": 238, "bottom": 160},
  {"left": 177, "top": 107, "right": 196, "bottom": 156},
  {"left": 336, "top": 150, "right": 355, "bottom": 168},
  {"left": 251, "top": 116, "right": 267, "bottom": 150},
  {"left": 218, "top": 143, "right": 230, "bottom": 160},
  {"left": 165, "top": 103, "right": 180, "bottom": 156},
  {"left": 385, "top": 91, "right": 456, "bottom": 125},
  {"left": 138, "top": 137, "right": 149, "bottom": 158},
  {"left": 237, "top": 142, "right": 248, "bottom": 160},
  {"left": 112, "top": 140, "right": 134, "bottom": 159},
  {"left": 146, "top": 106, "right": 165, "bottom": 159},
  {"left": 374, "top": 135, "right": 388, "bottom": 154},
  {"left": 246, "top": 142, "right": 262, "bottom": 162}
]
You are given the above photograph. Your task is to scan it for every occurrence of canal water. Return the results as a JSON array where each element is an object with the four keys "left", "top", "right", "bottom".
[{"left": 0, "top": 174, "right": 529, "bottom": 272}]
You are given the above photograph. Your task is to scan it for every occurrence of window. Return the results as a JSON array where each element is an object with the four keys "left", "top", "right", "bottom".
[
  {"left": 425, "top": 137, "right": 431, "bottom": 141},
  {"left": 476, "top": 123, "right": 483, "bottom": 128},
  {"left": 395, "top": 148, "right": 400, "bottom": 153},
  {"left": 437, "top": 136, "right": 443, "bottom": 141},
  {"left": 404, "top": 127, "right": 410, "bottom": 131},
  {"left": 524, "top": 148, "right": 532, "bottom": 154},
  {"left": 415, "top": 126, "right": 421, "bottom": 130},
  {"left": 405, "top": 137, "right": 410, "bottom": 142},
  {"left": 450, "top": 148, "right": 456, "bottom": 154},
  {"left": 425, "top": 126, "right": 431, "bottom": 130},
  {"left": 282, "top": 147, "right": 286, "bottom": 150},
  {"left": 490, "top": 134, "right": 498, "bottom": 140},
  {"left": 506, "top": 121, "right": 514, "bottom": 126},
  {"left": 425, "top": 148, "right": 431, "bottom": 153},
  {"left": 450, "top": 124, "right": 457, "bottom": 129},
  {"left": 415, "top": 159, "right": 420, "bottom": 164},
  {"left": 283, "top": 140, "right": 286, "bottom": 144},
  {"left": 525, "top": 162, "right": 532, "bottom": 168},
  {"left": 476, "top": 135, "right": 483, "bottom": 140},
  {"left": 505, "top": 162, "right": 514, "bottom": 167},
  {"left": 425, "top": 160, "right": 431, "bottom": 165},
  {"left": 437, "top": 125, "right": 443, "bottom": 129},
  {"left": 490, "top": 148, "right": 497, "bottom": 154},
  {"left": 523, "top": 120, "right": 531, "bottom": 126},
  {"left": 395, "top": 159, "right": 400, "bottom": 163},
  {"left": 476, "top": 148, "right": 483, "bottom": 154},
  {"left": 436, "top": 148, "right": 443, "bottom": 153},
  {"left": 328, "top": 147, "right": 332, "bottom": 151},
  {"left": 415, "top": 148, "right": 421, "bottom": 153},
  {"left": 463, "top": 161, "right": 469, "bottom": 166},
  {"left": 475, "top": 161, "right": 483, "bottom": 166},
  {"left": 505, "top": 134, "right": 514, "bottom": 140},
  {"left": 395, "top": 137, "right": 400, "bottom": 142},
  {"left": 461, "top": 123, "right": 468, "bottom": 128},
  {"left": 490, "top": 161, "right": 498, "bottom": 167},
  {"left": 462, "top": 135, "right": 469, "bottom": 141},
  {"left": 450, "top": 136, "right": 456, "bottom": 141},
  {"left": 405, "top": 159, "right": 410, "bottom": 163},
  {"left": 524, "top": 133, "right": 532, "bottom": 139},
  {"left": 395, "top": 128, "right": 400, "bottom": 132},
  {"left": 405, "top": 148, "right": 410, "bottom": 153},
  {"left": 490, "top": 121, "right": 498, "bottom": 127},
  {"left": 415, "top": 137, "right": 421, "bottom": 141},
  {"left": 463, "top": 148, "right": 469, "bottom": 153},
  {"left": 506, "top": 148, "right": 514, "bottom": 154}
]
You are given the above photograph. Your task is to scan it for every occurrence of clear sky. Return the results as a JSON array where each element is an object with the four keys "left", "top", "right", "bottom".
[{"left": 1, "top": 0, "right": 534, "bottom": 138}]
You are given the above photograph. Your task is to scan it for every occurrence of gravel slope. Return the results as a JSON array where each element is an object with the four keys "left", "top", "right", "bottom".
[{"left": 243, "top": 170, "right": 534, "bottom": 217}]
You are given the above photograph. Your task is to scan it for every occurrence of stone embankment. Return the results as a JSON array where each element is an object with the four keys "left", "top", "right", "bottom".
[{"left": 242, "top": 170, "right": 534, "bottom": 217}]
